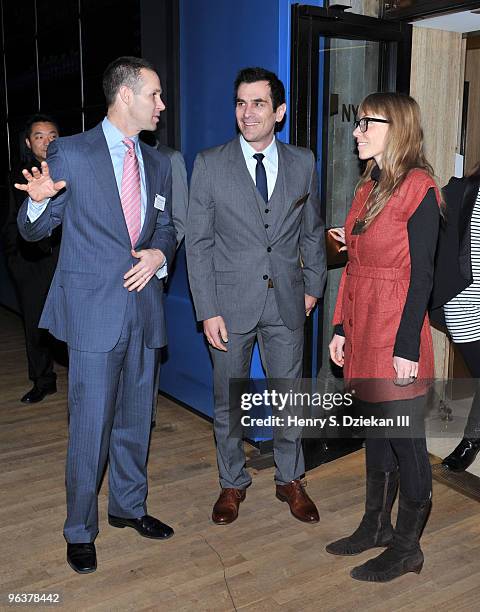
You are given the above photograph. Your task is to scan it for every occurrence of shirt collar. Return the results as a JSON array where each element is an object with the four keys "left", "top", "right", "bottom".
[
  {"left": 239, "top": 134, "right": 277, "bottom": 164},
  {"left": 102, "top": 117, "right": 139, "bottom": 150}
]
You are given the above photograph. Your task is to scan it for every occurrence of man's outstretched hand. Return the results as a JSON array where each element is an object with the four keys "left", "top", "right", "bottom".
[{"left": 14, "top": 161, "right": 66, "bottom": 202}]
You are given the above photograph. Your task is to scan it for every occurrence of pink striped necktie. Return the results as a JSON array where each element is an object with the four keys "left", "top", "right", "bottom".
[{"left": 121, "top": 137, "right": 141, "bottom": 247}]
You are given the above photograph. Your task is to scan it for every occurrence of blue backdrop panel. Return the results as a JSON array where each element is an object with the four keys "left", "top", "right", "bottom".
[
  {"left": 160, "top": 0, "right": 323, "bottom": 440},
  {"left": 160, "top": 245, "right": 215, "bottom": 417},
  {"left": 178, "top": 0, "right": 281, "bottom": 173}
]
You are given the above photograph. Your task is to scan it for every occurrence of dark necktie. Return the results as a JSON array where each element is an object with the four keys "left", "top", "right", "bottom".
[{"left": 253, "top": 153, "right": 268, "bottom": 203}]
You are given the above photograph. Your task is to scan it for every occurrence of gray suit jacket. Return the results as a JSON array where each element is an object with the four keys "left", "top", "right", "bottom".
[
  {"left": 156, "top": 145, "right": 188, "bottom": 246},
  {"left": 186, "top": 136, "right": 326, "bottom": 333}
]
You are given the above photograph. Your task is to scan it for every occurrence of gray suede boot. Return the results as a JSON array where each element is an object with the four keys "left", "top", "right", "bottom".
[
  {"left": 326, "top": 469, "right": 399, "bottom": 556},
  {"left": 350, "top": 493, "right": 431, "bottom": 582}
]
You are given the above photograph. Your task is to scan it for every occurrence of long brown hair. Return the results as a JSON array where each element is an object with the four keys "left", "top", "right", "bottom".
[{"left": 355, "top": 92, "right": 439, "bottom": 229}]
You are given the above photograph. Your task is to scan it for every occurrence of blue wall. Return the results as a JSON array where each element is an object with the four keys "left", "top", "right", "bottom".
[
  {"left": 179, "top": 0, "right": 323, "bottom": 173},
  {"left": 180, "top": 0, "right": 279, "bottom": 173},
  {"left": 160, "top": 0, "right": 323, "bottom": 424}
]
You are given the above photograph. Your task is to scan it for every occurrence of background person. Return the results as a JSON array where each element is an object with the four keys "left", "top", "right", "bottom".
[
  {"left": 156, "top": 143, "right": 188, "bottom": 247},
  {"left": 327, "top": 92, "right": 441, "bottom": 582},
  {"left": 431, "top": 163, "right": 480, "bottom": 471},
  {"left": 2, "top": 114, "right": 61, "bottom": 403},
  {"left": 150, "top": 141, "right": 188, "bottom": 428}
]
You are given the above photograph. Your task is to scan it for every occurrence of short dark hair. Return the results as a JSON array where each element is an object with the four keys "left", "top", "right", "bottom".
[
  {"left": 25, "top": 113, "right": 59, "bottom": 139},
  {"left": 102, "top": 56, "right": 156, "bottom": 107},
  {"left": 234, "top": 67, "right": 285, "bottom": 111}
]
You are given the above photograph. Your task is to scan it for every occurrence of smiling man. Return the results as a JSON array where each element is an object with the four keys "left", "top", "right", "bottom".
[
  {"left": 16, "top": 57, "right": 177, "bottom": 573},
  {"left": 186, "top": 67, "right": 327, "bottom": 525}
]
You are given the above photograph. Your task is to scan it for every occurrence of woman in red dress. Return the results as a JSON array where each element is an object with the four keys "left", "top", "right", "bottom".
[{"left": 326, "top": 92, "right": 441, "bottom": 582}]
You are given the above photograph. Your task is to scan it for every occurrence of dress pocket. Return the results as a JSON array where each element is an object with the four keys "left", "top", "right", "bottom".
[{"left": 363, "top": 307, "right": 402, "bottom": 348}]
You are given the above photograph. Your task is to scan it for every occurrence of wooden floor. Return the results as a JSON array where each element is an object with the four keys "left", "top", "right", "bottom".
[{"left": 1, "top": 306, "right": 479, "bottom": 612}]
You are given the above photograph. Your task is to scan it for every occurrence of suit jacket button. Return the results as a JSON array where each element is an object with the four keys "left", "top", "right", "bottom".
[
  {"left": 263, "top": 274, "right": 268, "bottom": 280},
  {"left": 265, "top": 208, "right": 269, "bottom": 213},
  {"left": 349, "top": 319, "right": 353, "bottom": 326},
  {"left": 264, "top": 224, "right": 269, "bottom": 228},
  {"left": 267, "top": 247, "right": 272, "bottom": 252}
]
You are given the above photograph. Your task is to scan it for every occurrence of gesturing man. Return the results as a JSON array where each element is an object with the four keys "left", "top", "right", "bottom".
[
  {"left": 16, "top": 57, "right": 177, "bottom": 573},
  {"left": 186, "top": 67, "right": 327, "bottom": 525}
]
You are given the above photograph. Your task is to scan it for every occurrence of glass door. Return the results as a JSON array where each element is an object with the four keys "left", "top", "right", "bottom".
[{"left": 290, "top": 4, "right": 412, "bottom": 379}]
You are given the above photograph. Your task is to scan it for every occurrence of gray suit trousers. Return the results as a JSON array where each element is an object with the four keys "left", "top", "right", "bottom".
[{"left": 210, "top": 288, "right": 305, "bottom": 489}]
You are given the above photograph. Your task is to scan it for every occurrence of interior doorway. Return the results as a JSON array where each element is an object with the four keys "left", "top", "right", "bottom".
[
  {"left": 290, "top": 4, "right": 412, "bottom": 384},
  {"left": 290, "top": 2, "right": 480, "bottom": 470},
  {"left": 290, "top": 4, "right": 412, "bottom": 466}
]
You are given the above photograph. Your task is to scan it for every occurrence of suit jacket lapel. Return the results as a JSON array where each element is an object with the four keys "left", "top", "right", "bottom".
[
  {"left": 85, "top": 125, "right": 130, "bottom": 243},
  {"left": 270, "top": 141, "right": 303, "bottom": 240},
  {"left": 137, "top": 142, "right": 157, "bottom": 245},
  {"left": 229, "top": 138, "right": 265, "bottom": 224},
  {"left": 459, "top": 175, "right": 480, "bottom": 260}
]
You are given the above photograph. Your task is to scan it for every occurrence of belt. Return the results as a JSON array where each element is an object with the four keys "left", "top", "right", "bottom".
[
  {"left": 346, "top": 262, "right": 410, "bottom": 281},
  {"left": 268, "top": 278, "right": 274, "bottom": 288}
]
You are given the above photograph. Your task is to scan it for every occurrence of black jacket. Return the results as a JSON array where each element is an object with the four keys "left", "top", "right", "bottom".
[
  {"left": 1, "top": 155, "right": 61, "bottom": 260},
  {"left": 430, "top": 173, "right": 480, "bottom": 327}
]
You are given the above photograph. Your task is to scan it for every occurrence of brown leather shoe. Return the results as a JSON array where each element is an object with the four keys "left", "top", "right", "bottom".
[
  {"left": 276, "top": 479, "right": 319, "bottom": 523},
  {"left": 212, "top": 488, "right": 246, "bottom": 524}
]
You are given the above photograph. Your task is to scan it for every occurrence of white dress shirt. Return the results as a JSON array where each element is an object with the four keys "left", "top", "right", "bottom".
[{"left": 239, "top": 134, "right": 278, "bottom": 199}]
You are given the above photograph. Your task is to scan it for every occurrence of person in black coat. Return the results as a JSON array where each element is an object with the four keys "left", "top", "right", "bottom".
[
  {"left": 2, "top": 114, "right": 62, "bottom": 403},
  {"left": 431, "top": 163, "right": 480, "bottom": 471}
]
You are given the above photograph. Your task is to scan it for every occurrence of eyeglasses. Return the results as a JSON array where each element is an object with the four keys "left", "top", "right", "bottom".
[{"left": 353, "top": 117, "right": 390, "bottom": 133}]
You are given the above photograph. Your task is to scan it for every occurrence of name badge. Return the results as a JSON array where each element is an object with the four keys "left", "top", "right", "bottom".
[{"left": 154, "top": 194, "right": 166, "bottom": 211}]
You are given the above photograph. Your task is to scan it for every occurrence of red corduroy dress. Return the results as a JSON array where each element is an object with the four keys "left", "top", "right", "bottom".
[{"left": 332, "top": 170, "right": 440, "bottom": 401}]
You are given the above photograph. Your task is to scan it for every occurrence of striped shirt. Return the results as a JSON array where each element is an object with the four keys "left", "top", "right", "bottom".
[{"left": 444, "top": 188, "right": 480, "bottom": 342}]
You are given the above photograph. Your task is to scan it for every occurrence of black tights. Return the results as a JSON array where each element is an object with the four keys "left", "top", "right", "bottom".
[
  {"left": 366, "top": 436, "right": 432, "bottom": 501},
  {"left": 364, "top": 395, "right": 432, "bottom": 501}
]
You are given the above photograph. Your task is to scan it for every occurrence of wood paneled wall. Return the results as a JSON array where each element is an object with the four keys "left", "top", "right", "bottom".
[
  {"left": 465, "top": 41, "right": 480, "bottom": 174},
  {"left": 410, "top": 26, "right": 466, "bottom": 378},
  {"left": 410, "top": 26, "right": 465, "bottom": 185}
]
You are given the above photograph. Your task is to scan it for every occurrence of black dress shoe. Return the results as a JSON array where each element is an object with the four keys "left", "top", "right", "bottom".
[
  {"left": 21, "top": 383, "right": 57, "bottom": 404},
  {"left": 108, "top": 514, "right": 174, "bottom": 539},
  {"left": 67, "top": 543, "right": 97, "bottom": 574},
  {"left": 442, "top": 438, "right": 480, "bottom": 472}
]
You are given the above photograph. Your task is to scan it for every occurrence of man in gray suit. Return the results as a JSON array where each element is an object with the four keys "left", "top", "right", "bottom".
[
  {"left": 156, "top": 144, "right": 188, "bottom": 247},
  {"left": 186, "top": 67, "right": 326, "bottom": 525}
]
